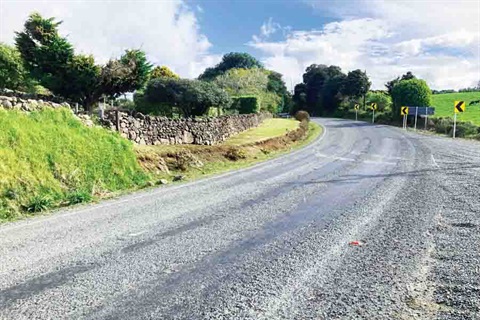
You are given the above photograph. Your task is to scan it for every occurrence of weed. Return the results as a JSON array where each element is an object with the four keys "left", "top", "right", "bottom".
[
  {"left": 23, "top": 195, "right": 53, "bottom": 213},
  {"left": 66, "top": 190, "right": 92, "bottom": 205}
]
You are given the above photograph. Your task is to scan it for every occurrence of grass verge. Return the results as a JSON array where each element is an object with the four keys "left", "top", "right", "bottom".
[
  {"left": 135, "top": 120, "right": 322, "bottom": 183},
  {"left": 224, "top": 118, "right": 299, "bottom": 146},
  {"left": 0, "top": 108, "right": 149, "bottom": 222}
]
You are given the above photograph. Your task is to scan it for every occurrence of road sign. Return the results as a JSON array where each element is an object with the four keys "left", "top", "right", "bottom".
[
  {"left": 370, "top": 103, "right": 377, "bottom": 111},
  {"left": 454, "top": 101, "right": 465, "bottom": 113},
  {"left": 407, "top": 107, "right": 434, "bottom": 116},
  {"left": 401, "top": 106, "right": 409, "bottom": 115},
  {"left": 354, "top": 104, "right": 360, "bottom": 110}
]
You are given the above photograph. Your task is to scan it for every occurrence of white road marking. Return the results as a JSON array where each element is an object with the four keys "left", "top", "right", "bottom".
[
  {"left": 128, "top": 230, "right": 148, "bottom": 237},
  {"left": 431, "top": 154, "right": 439, "bottom": 168}
]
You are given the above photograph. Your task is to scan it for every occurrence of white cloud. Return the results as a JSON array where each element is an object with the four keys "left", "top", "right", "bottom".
[
  {"left": 0, "top": 0, "right": 219, "bottom": 78},
  {"left": 254, "top": 1, "right": 480, "bottom": 90},
  {"left": 260, "top": 18, "right": 280, "bottom": 38}
]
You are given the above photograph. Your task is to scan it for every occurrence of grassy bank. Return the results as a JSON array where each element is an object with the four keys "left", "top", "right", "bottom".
[
  {"left": 0, "top": 110, "right": 321, "bottom": 223},
  {"left": 432, "top": 91, "right": 480, "bottom": 124},
  {"left": 0, "top": 108, "right": 149, "bottom": 221},
  {"left": 135, "top": 120, "right": 321, "bottom": 183}
]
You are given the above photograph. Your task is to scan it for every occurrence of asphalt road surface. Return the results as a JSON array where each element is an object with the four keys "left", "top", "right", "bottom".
[{"left": 1, "top": 118, "right": 479, "bottom": 319}]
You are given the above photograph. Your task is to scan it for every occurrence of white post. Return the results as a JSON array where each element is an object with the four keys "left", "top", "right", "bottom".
[
  {"left": 403, "top": 114, "right": 406, "bottom": 130},
  {"left": 425, "top": 110, "right": 428, "bottom": 130},
  {"left": 453, "top": 113, "right": 457, "bottom": 139},
  {"left": 414, "top": 107, "right": 418, "bottom": 130},
  {"left": 75, "top": 103, "right": 79, "bottom": 114},
  {"left": 355, "top": 109, "right": 358, "bottom": 121},
  {"left": 372, "top": 109, "right": 375, "bottom": 124}
]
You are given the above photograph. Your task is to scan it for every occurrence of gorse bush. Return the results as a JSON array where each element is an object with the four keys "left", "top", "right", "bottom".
[
  {"left": 294, "top": 110, "right": 310, "bottom": 122},
  {"left": 0, "top": 107, "right": 149, "bottom": 220}
]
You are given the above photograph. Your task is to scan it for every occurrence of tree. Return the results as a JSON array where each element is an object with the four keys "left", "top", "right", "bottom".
[
  {"left": 342, "top": 69, "right": 371, "bottom": 99},
  {"left": 391, "top": 78, "right": 431, "bottom": 116},
  {"left": 292, "top": 83, "right": 307, "bottom": 114},
  {"left": 366, "top": 91, "right": 392, "bottom": 112},
  {"left": 199, "top": 52, "right": 263, "bottom": 80},
  {"left": 150, "top": 66, "right": 179, "bottom": 79},
  {"left": 143, "top": 78, "right": 231, "bottom": 117},
  {"left": 385, "top": 71, "right": 416, "bottom": 96},
  {"left": 213, "top": 68, "right": 280, "bottom": 113},
  {"left": 15, "top": 13, "right": 152, "bottom": 111},
  {"left": 294, "top": 64, "right": 347, "bottom": 115},
  {"left": 0, "top": 43, "right": 28, "bottom": 90}
]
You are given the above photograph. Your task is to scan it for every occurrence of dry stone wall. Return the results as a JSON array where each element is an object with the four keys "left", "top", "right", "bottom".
[
  {"left": 0, "top": 93, "right": 71, "bottom": 111},
  {"left": 102, "top": 111, "right": 272, "bottom": 145}
]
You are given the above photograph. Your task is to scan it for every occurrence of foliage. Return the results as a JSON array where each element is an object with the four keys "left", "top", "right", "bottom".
[
  {"left": 213, "top": 68, "right": 281, "bottom": 113},
  {"left": 231, "top": 96, "right": 259, "bottom": 114},
  {"left": 150, "top": 66, "right": 179, "bottom": 79},
  {"left": 391, "top": 78, "right": 432, "bottom": 116},
  {"left": 293, "top": 64, "right": 347, "bottom": 116},
  {"left": 0, "top": 43, "right": 28, "bottom": 90},
  {"left": 385, "top": 71, "right": 416, "bottom": 96},
  {"left": 0, "top": 108, "right": 149, "bottom": 219},
  {"left": 15, "top": 13, "right": 152, "bottom": 111},
  {"left": 366, "top": 91, "right": 392, "bottom": 112},
  {"left": 341, "top": 69, "right": 371, "bottom": 99},
  {"left": 66, "top": 190, "right": 93, "bottom": 205},
  {"left": 23, "top": 195, "right": 53, "bottom": 213},
  {"left": 143, "top": 77, "right": 231, "bottom": 117},
  {"left": 294, "top": 110, "right": 310, "bottom": 122},
  {"left": 214, "top": 68, "right": 269, "bottom": 95},
  {"left": 199, "top": 52, "right": 263, "bottom": 80}
]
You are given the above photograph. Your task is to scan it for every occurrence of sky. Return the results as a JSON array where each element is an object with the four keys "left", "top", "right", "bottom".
[{"left": 1, "top": 0, "right": 479, "bottom": 90}]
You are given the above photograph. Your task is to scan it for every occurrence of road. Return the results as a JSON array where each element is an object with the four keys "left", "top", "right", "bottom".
[{"left": 1, "top": 118, "right": 479, "bottom": 319}]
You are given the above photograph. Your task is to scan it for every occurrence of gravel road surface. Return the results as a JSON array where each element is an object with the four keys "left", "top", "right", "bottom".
[{"left": 1, "top": 118, "right": 479, "bottom": 319}]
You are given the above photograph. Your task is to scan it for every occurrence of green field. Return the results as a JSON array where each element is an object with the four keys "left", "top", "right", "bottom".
[
  {"left": 224, "top": 118, "right": 299, "bottom": 146},
  {"left": 431, "top": 91, "right": 480, "bottom": 124}
]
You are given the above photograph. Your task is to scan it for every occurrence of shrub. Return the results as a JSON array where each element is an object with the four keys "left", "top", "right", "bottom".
[
  {"left": 391, "top": 79, "right": 432, "bottom": 117},
  {"left": 451, "top": 121, "right": 479, "bottom": 138},
  {"left": 231, "top": 96, "right": 260, "bottom": 114},
  {"left": 294, "top": 110, "right": 310, "bottom": 122},
  {"left": 23, "top": 194, "right": 53, "bottom": 213},
  {"left": 433, "top": 117, "right": 454, "bottom": 135},
  {"left": 66, "top": 190, "right": 92, "bottom": 205},
  {"left": 224, "top": 147, "right": 247, "bottom": 161}
]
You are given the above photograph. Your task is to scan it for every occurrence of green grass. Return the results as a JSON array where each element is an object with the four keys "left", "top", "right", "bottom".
[
  {"left": 224, "top": 118, "right": 299, "bottom": 146},
  {"left": 0, "top": 108, "right": 149, "bottom": 221},
  {"left": 431, "top": 91, "right": 480, "bottom": 124}
]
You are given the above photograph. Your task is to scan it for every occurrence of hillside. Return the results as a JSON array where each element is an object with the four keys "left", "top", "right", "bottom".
[
  {"left": 431, "top": 91, "right": 480, "bottom": 124},
  {"left": 0, "top": 108, "right": 149, "bottom": 220}
]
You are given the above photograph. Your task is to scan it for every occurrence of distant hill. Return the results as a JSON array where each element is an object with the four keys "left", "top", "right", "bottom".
[{"left": 431, "top": 91, "right": 480, "bottom": 125}]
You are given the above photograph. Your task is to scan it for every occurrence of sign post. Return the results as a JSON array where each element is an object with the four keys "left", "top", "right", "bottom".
[
  {"left": 414, "top": 107, "right": 418, "bottom": 131},
  {"left": 401, "top": 106, "right": 409, "bottom": 130},
  {"left": 354, "top": 103, "right": 360, "bottom": 121},
  {"left": 370, "top": 103, "right": 377, "bottom": 124},
  {"left": 453, "top": 101, "right": 466, "bottom": 139}
]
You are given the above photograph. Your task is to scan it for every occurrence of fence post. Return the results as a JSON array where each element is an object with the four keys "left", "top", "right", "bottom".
[{"left": 115, "top": 109, "right": 120, "bottom": 132}]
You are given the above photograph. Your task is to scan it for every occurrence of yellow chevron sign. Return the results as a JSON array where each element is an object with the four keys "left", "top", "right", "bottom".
[
  {"left": 354, "top": 104, "right": 360, "bottom": 110},
  {"left": 454, "top": 101, "right": 465, "bottom": 113},
  {"left": 401, "top": 106, "right": 409, "bottom": 115},
  {"left": 370, "top": 103, "right": 377, "bottom": 111}
]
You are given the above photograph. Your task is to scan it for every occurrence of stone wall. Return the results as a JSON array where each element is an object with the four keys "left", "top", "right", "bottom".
[
  {"left": 0, "top": 93, "right": 71, "bottom": 111},
  {"left": 102, "top": 111, "right": 272, "bottom": 145}
]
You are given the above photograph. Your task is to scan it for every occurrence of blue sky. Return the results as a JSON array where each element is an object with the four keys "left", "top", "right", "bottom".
[{"left": 1, "top": 0, "right": 479, "bottom": 90}]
